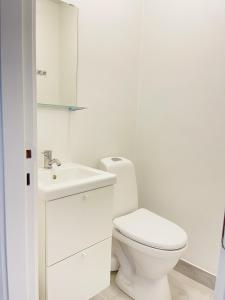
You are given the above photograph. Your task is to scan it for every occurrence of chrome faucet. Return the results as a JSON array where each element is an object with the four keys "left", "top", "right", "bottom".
[{"left": 42, "top": 150, "right": 61, "bottom": 169}]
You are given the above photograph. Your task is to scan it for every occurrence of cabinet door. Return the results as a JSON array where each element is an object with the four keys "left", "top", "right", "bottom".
[
  {"left": 46, "top": 186, "right": 113, "bottom": 266},
  {"left": 47, "top": 238, "right": 111, "bottom": 300}
]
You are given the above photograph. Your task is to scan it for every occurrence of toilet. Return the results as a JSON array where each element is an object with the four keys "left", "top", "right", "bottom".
[{"left": 99, "top": 157, "right": 188, "bottom": 300}]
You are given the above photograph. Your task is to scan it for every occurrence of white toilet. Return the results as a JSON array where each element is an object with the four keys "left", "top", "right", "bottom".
[{"left": 99, "top": 157, "right": 188, "bottom": 300}]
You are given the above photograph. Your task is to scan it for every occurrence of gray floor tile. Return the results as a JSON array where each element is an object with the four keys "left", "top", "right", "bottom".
[{"left": 91, "top": 270, "right": 214, "bottom": 300}]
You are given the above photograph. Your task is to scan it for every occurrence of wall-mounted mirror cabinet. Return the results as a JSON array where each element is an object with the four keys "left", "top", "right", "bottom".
[{"left": 36, "top": 0, "right": 80, "bottom": 110}]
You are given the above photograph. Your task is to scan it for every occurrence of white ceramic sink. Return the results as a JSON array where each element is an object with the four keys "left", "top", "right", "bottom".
[{"left": 38, "top": 163, "right": 116, "bottom": 201}]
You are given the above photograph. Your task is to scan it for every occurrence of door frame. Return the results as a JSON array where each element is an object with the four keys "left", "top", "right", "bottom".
[
  {"left": 0, "top": 47, "right": 8, "bottom": 300},
  {"left": 0, "top": 0, "right": 38, "bottom": 299},
  {"left": 215, "top": 214, "right": 225, "bottom": 299}
]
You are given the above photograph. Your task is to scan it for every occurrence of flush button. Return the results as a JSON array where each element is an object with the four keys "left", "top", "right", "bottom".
[{"left": 111, "top": 157, "right": 122, "bottom": 162}]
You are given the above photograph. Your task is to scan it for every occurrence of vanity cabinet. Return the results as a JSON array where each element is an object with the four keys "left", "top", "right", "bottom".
[{"left": 39, "top": 185, "right": 114, "bottom": 300}]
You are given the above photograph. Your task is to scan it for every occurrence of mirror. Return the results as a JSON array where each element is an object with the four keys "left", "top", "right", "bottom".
[{"left": 36, "top": 0, "right": 78, "bottom": 108}]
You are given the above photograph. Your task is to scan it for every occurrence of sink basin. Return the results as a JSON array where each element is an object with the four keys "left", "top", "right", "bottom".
[{"left": 38, "top": 163, "right": 116, "bottom": 201}]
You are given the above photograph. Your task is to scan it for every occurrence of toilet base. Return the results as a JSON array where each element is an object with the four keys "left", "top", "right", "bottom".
[{"left": 116, "top": 269, "right": 172, "bottom": 300}]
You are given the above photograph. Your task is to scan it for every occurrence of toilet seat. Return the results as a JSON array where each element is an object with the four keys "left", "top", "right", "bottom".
[{"left": 113, "top": 208, "right": 187, "bottom": 251}]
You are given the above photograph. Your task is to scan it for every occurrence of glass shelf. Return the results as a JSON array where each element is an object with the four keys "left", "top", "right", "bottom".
[{"left": 37, "top": 103, "right": 86, "bottom": 111}]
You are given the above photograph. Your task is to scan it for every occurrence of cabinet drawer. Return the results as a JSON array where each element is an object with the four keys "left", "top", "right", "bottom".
[
  {"left": 47, "top": 238, "right": 112, "bottom": 300},
  {"left": 46, "top": 186, "right": 113, "bottom": 266}
]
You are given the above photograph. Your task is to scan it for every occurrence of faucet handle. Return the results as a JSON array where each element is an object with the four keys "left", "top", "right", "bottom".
[
  {"left": 42, "top": 150, "right": 53, "bottom": 169},
  {"left": 42, "top": 150, "right": 52, "bottom": 157}
]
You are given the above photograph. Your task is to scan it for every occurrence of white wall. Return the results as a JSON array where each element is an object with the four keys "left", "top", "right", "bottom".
[
  {"left": 37, "top": 0, "right": 142, "bottom": 167},
  {"left": 135, "top": 0, "right": 225, "bottom": 274}
]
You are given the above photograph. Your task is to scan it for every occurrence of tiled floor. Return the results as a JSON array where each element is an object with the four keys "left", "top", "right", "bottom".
[{"left": 92, "top": 270, "right": 214, "bottom": 300}]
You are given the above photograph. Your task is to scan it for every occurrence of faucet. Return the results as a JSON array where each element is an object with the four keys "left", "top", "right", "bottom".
[{"left": 42, "top": 150, "right": 61, "bottom": 169}]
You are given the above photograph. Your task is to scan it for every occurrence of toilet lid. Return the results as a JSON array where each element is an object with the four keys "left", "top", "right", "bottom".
[{"left": 113, "top": 208, "right": 187, "bottom": 250}]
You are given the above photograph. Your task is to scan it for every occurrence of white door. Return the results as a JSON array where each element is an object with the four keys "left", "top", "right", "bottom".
[
  {"left": 0, "top": 0, "right": 38, "bottom": 300},
  {"left": 215, "top": 214, "right": 225, "bottom": 300}
]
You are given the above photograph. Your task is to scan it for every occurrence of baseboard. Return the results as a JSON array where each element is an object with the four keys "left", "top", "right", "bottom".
[{"left": 175, "top": 259, "right": 216, "bottom": 290}]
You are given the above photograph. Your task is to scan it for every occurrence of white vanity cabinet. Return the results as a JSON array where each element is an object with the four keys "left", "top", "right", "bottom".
[{"left": 39, "top": 185, "right": 114, "bottom": 300}]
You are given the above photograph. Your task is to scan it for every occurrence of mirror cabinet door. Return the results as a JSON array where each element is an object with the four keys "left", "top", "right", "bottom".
[{"left": 36, "top": 0, "right": 78, "bottom": 107}]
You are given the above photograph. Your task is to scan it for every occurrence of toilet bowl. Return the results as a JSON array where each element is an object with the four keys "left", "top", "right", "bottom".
[
  {"left": 112, "top": 209, "right": 187, "bottom": 300},
  {"left": 99, "top": 157, "right": 188, "bottom": 300}
]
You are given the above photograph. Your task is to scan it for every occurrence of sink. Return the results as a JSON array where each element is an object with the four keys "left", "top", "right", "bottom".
[{"left": 38, "top": 163, "right": 116, "bottom": 201}]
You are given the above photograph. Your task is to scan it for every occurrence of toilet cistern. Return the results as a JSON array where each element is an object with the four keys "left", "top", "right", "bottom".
[{"left": 42, "top": 150, "right": 61, "bottom": 169}]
